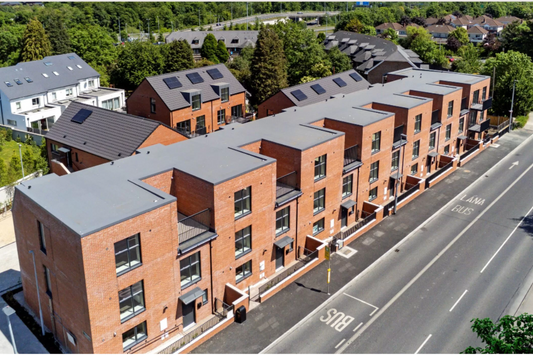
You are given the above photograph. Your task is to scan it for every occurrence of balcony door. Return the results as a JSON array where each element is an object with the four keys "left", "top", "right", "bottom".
[{"left": 231, "top": 105, "right": 242, "bottom": 119}]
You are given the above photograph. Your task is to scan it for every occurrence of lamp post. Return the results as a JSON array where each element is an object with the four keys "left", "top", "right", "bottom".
[
  {"left": 509, "top": 79, "right": 517, "bottom": 133},
  {"left": 2, "top": 306, "right": 17, "bottom": 354},
  {"left": 17, "top": 144, "right": 24, "bottom": 178},
  {"left": 28, "top": 251, "right": 45, "bottom": 336}
]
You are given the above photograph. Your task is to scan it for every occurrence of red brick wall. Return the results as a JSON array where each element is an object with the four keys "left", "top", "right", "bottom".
[
  {"left": 126, "top": 80, "right": 172, "bottom": 126},
  {"left": 257, "top": 92, "right": 295, "bottom": 119},
  {"left": 47, "top": 139, "right": 110, "bottom": 175},
  {"left": 367, "top": 61, "right": 414, "bottom": 84},
  {"left": 138, "top": 125, "right": 188, "bottom": 149}
]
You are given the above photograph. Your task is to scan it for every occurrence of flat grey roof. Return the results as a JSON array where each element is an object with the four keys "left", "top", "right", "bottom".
[
  {"left": 373, "top": 94, "right": 432, "bottom": 109},
  {"left": 409, "top": 83, "right": 462, "bottom": 96}
]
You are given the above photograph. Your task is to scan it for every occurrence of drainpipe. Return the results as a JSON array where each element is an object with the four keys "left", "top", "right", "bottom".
[
  {"left": 209, "top": 239, "right": 214, "bottom": 310},
  {"left": 29, "top": 250, "right": 45, "bottom": 336},
  {"left": 0, "top": 95, "right": 5, "bottom": 125}
]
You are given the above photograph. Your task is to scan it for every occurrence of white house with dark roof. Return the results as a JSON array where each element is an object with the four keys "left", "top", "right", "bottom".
[
  {"left": 467, "top": 26, "right": 489, "bottom": 43},
  {"left": 165, "top": 31, "right": 258, "bottom": 58}
]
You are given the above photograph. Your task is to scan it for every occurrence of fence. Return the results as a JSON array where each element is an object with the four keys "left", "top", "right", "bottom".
[
  {"left": 460, "top": 143, "right": 480, "bottom": 161},
  {"left": 214, "top": 298, "right": 233, "bottom": 318},
  {"left": 177, "top": 209, "right": 211, "bottom": 243},
  {"left": 397, "top": 182, "right": 420, "bottom": 205},
  {"left": 425, "top": 160, "right": 454, "bottom": 187},
  {"left": 340, "top": 211, "right": 376, "bottom": 240}
]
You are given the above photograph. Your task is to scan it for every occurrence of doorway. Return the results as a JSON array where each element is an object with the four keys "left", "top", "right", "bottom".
[
  {"left": 182, "top": 302, "right": 195, "bottom": 329},
  {"left": 275, "top": 247, "right": 284, "bottom": 270}
]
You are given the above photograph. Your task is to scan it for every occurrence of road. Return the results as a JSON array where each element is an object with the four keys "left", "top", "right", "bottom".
[{"left": 264, "top": 133, "right": 533, "bottom": 353}]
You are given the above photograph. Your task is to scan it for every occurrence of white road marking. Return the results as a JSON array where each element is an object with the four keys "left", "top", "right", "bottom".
[
  {"left": 449, "top": 290, "right": 468, "bottom": 312},
  {"left": 353, "top": 322, "right": 363, "bottom": 332},
  {"left": 509, "top": 161, "right": 519, "bottom": 169},
  {"left": 335, "top": 339, "right": 346, "bottom": 349},
  {"left": 414, "top": 334, "right": 432, "bottom": 354},
  {"left": 480, "top": 203, "right": 533, "bottom": 274},
  {"left": 343, "top": 293, "right": 379, "bottom": 316}
]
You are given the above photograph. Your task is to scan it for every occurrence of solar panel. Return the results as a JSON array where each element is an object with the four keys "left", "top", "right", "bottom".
[
  {"left": 24, "top": 77, "right": 33, "bottom": 83},
  {"left": 14, "top": 78, "right": 23, "bottom": 85},
  {"left": 310, "top": 84, "right": 326, "bottom": 95},
  {"left": 163, "top": 77, "right": 182, "bottom": 89},
  {"left": 333, "top": 77, "right": 347, "bottom": 87},
  {"left": 68, "top": 55, "right": 75, "bottom": 60},
  {"left": 71, "top": 109, "right": 92, "bottom": 124},
  {"left": 350, "top": 72, "right": 363, "bottom": 82},
  {"left": 44, "top": 62, "right": 52, "bottom": 66},
  {"left": 186, "top": 72, "right": 204, "bottom": 84},
  {"left": 206, "top": 68, "right": 223, "bottom": 80},
  {"left": 4, "top": 81, "right": 12, "bottom": 87},
  {"left": 290, "top": 89, "right": 308, "bottom": 102}
]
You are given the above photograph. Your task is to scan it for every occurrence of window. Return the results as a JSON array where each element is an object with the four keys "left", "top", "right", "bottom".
[
  {"left": 369, "top": 161, "right": 379, "bottom": 183},
  {"left": 429, "top": 132, "right": 436, "bottom": 150},
  {"left": 313, "top": 218, "right": 324, "bottom": 235},
  {"left": 32, "top": 98, "right": 40, "bottom": 106},
  {"left": 480, "top": 111, "right": 485, "bottom": 121},
  {"left": 391, "top": 150, "right": 400, "bottom": 171},
  {"left": 473, "top": 90, "right": 480, "bottom": 104},
  {"left": 368, "top": 187, "right": 378, "bottom": 202},
  {"left": 42, "top": 73, "right": 48, "bottom": 78},
  {"left": 122, "top": 322, "right": 147, "bottom": 351},
  {"left": 196, "top": 115, "right": 205, "bottom": 133},
  {"left": 44, "top": 265, "right": 52, "bottom": 296},
  {"left": 192, "top": 39, "right": 199, "bottom": 45},
  {"left": 313, "top": 188, "right": 325, "bottom": 214},
  {"left": 236, "top": 260, "right": 252, "bottom": 283},
  {"left": 342, "top": 175, "right": 353, "bottom": 198},
  {"left": 119, "top": 281, "right": 145, "bottom": 322},
  {"left": 53, "top": 71, "right": 59, "bottom": 76},
  {"left": 411, "top": 163, "right": 418, "bottom": 175},
  {"left": 88, "top": 80, "right": 95, "bottom": 88},
  {"left": 275, "top": 207, "right": 290, "bottom": 235},
  {"left": 221, "top": 87, "right": 229, "bottom": 102},
  {"left": 447, "top": 101, "right": 454, "bottom": 118},
  {"left": 102, "top": 98, "right": 121, "bottom": 110},
  {"left": 180, "top": 252, "right": 201, "bottom": 288},
  {"left": 67, "top": 66, "right": 73, "bottom": 71},
  {"left": 459, "top": 118, "right": 464, "bottom": 133},
  {"left": 192, "top": 93, "right": 201, "bottom": 111},
  {"left": 289, "top": 242, "right": 294, "bottom": 252},
  {"left": 371, "top": 132, "right": 381, "bottom": 153},
  {"left": 16, "top": 102, "right": 21, "bottom": 110},
  {"left": 412, "top": 140, "right": 420, "bottom": 160},
  {"left": 38, "top": 221, "right": 46, "bottom": 254},
  {"left": 235, "top": 226, "right": 252, "bottom": 258},
  {"left": 234, "top": 186, "right": 251, "bottom": 218},
  {"left": 66, "top": 88, "right": 73, "bottom": 97},
  {"left": 413, "top": 114, "right": 422, "bottom": 133},
  {"left": 444, "top": 145, "right": 450, "bottom": 155},
  {"left": 482, "top": 86, "right": 487, "bottom": 100},
  {"left": 76, "top": 64, "right": 82, "bottom": 69},
  {"left": 314, "top": 154, "right": 327, "bottom": 180},
  {"left": 177, "top": 120, "right": 191, "bottom": 134},
  {"left": 114, "top": 234, "right": 141, "bottom": 275},
  {"left": 202, "top": 289, "right": 208, "bottom": 305},
  {"left": 52, "top": 92, "right": 56, "bottom": 101},
  {"left": 150, "top": 98, "right": 156, "bottom": 113},
  {"left": 7, "top": 119, "right": 16, "bottom": 126},
  {"left": 445, "top": 124, "right": 451, "bottom": 141},
  {"left": 217, "top": 109, "right": 226, "bottom": 125}
]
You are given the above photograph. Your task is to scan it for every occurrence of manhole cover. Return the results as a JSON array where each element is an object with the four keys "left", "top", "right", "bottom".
[{"left": 338, "top": 246, "right": 358, "bottom": 259}]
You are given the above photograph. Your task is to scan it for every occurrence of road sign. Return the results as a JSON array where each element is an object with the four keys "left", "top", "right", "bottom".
[
  {"left": 327, "top": 268, "right": 331, "bottom": 284},
  {"left": 325, "top": 246, "right": 330, "bottom": 260}
]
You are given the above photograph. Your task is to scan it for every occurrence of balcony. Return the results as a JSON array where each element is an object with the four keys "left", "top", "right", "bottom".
[
  {"left": 460, "top": 97, "right": 470, "bottom": 117},
  {"left": 176, "top": 126, "right": 207, "bottom": 138},
  {"left": 178, "top": 209, "right": 217, "bottom": 252},
  {"left": 471, "top": 97, "right": 492, "bottom": 111},
  {"left": 343, "top": 144, "right": 361, "bottom": 173},
  {"left": 226, "top": 113, "right": 254, "bottom": 125},
  {"left": 430, "top": 110, "right": 442, "bottom": 131},
  {"left": 392, "top": 125, "right": 407, "bottom": 150},
  {"left": 276, "top": 171, "right": 302, "bottom": 207}
]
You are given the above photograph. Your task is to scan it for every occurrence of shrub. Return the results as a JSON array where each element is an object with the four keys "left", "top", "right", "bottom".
[{"left": 514, "top": 115, "right": 529, "bottom": 129}]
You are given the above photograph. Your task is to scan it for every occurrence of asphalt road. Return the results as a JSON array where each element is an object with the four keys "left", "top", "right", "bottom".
[{"left": 264, "top": 133, "right": 533, "bottom": 353}]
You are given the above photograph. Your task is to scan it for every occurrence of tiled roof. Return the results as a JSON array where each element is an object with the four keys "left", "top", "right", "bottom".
[
  {"left": 376, "top": 22, "right": 403, "bottom": 30},
  {"left": 468, "top": 26, "right": 489, "bottom": 34},
  {"left": 473, "top": 15, "right": 504, "bottom": 27},
  {"left": 165, "top": 31, "right": 258, "bottom": 50},
  {"left": 426, "top": 25, "right": 456, "bottom": 34},
  {"left": 495, "top": 15, "right": 521, "bottom": 24}
]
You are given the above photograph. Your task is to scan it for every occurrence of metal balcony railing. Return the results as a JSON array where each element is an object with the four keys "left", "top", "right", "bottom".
[
  {"left": 471, "top": 97, "right": 492, "bottom": 111},
  {"left": 343, "top": 145, "right": 359, "bottom": 167},
  {"left": 276, "top": 171, "right": 299, "bottom": 199},
  {"left": 178, "top": 209, "right": 212, "bottom": 243}
]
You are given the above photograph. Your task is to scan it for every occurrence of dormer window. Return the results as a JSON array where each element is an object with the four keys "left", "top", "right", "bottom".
[
  {"left": 67, "top": 66, "right": 73, "bottom": 71},
  {"left": 24, "top": 77, "right": 33, "bottom": 83},
  {"left": 221, "top": 87, "right": 229, "bottom": 102},
  {"left": 53, "top": 71, "right": 59, "bottom": 76},
  {"left": 192, "top": 93, "right": 201, "bottom": 111},
  {"left": 192, "top": 39, "right": 199, "bottom": 45},
  {"left": 231, "top": 38, "right": 239, "bottom": 44}
]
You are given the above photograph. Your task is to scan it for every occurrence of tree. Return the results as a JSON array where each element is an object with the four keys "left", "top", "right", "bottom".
[
  {"left": 7, "top": 156, "right": 22, "bottom": 183},
  {"left": 22, "top": 148, "right": 35, "bottom": 175},
  {"left": 216, "top": 40, "right": 229, "bottom": 63},
  {"left": 164, "top": 40, "right": 194, "bottom": 73},
  {"left": 327, "top": 47, "right": 352, "bottom": 74},
  {"left": 463, "top": 313, "right": 533, "bottom": 354},
  {"left": 448, "top": 27, "right": 469, "bottom": 46},
  {"left": 0, "top": 25, "right": 24, "bottom": 67},
  {"left": 447, "top": 36, "right": 463, "bottom": 52},
  {"left": 403, "top": 26, "right": 446, "bottom": 66},
  {"left": 0, "top": 160, "right": 7, "bottom": 187},
  {"left": 227, "top": 45, "right": 253, "bottom": 90},
  {"left": 21, "top": 17, "right": 52, "bottom": 62},
  {"left": 112, "top": 41, "right": 165, "bottom": 90},
  {"left": 317, "top": 32, "right": 326, "bottom": 43},
  {"left": 194, "top": 58, "right": 216, "bottom": 68},
  {"left": 481, "top": 51, "right": 533, "bottom": 117},
  {"left": 200, "top": 33, "right": 219, "bottom": 63},
  {"left": 500, "top": 20, "right": 533, "bottom": 57},
  {"left": 411, "top": 17, "right": 426, "bottom": 26},
  {"left": 44, "top": 13, "right": 71, "bottom": 55},
  {"left": 399, "top": 15, "right": 411, "bottom": 26},
  {"left": 250, "top": 26, "right": 287, "bottom": 106},
  {"left": 382, "top": 28, "right": 399, "bottom": 44},
  {"left": 344, "top": 17, "right": 363, "bottom": 33},
  {"left": 361, "top": 26, "right": 377, "bottom": 36},
  {"left": 486, "top": 3, "right": 505, "bottom": 20}
]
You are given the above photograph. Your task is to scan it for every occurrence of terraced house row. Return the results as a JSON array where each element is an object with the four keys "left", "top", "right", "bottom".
[{"left": 12, "top": 67, "right": 494, "bottom": 354}]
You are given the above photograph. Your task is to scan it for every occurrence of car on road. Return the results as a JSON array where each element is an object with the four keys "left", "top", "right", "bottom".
[{"left": 297, "top": 11, "right": 303, "bottom": 14}]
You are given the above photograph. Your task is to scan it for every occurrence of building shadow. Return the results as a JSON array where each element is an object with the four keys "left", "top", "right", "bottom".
[
  {"left": 514, "top": 215, "right": 533, "bottom": 236},
  {"left": 0, "top": 269, "right": 21, "bottom": 295}
]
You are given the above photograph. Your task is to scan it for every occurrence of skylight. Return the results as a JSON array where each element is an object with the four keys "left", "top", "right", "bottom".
[
  {"left": 290, "top": 89, "right": 308, "bottom": 102},
  {"left": 76, "top": 64, "right": 82, "bottom": 69},
  {"left": 67, "top": 66, "right": 73, "bottom": 71},
  {"left": 14, "top": 78, "right": 23, "bottom": 85},
  {"left": 42, "top": 73, "right": 49, "bottom": 78},
  {"left": 53, "top": 71, "right": 59, "bottom": 76},
  {"left": 24, "top": 77, "right": 33, "bottom": 83},
  {"left": 4, "top": 81, "right": 13, "bottom": 87},
  {"left": 68, "top": 55, "right": 75, "bottom": 60},
  {"left": 310, "top": 84, "right": 326, "bottom": 95},
  {"left": 44, "top": 62, "right": 52, "bottom": 66}
]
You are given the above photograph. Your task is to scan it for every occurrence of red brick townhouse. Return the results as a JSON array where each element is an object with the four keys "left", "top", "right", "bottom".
[
  {"left": 46, "top": 102, "right": 187, "bottom": 176},
  {"left": 127, "top": 64, "right": 249, "bottom": 138},
  {"left": 257, "top": 69, "right": 370, "bottom": 118},
  {"left": 12, "top": 68, "right": 491, "bottom": 354}
]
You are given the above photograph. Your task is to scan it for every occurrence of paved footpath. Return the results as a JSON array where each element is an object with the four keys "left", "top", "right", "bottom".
[{"left": 194, "top": 124, "right": 533, "bottom": 354}]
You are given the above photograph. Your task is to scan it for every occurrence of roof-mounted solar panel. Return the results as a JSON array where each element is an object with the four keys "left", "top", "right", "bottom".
[
  {"left": 68, "top": 55, "right": 75, "bottom": 60},
  {"left": 71, "top": 109, "right": 92, "bottom": 124},
  {"left": 24, "top": 77, "right": 33, "bottom": 83},
  {"left": 14, "top": 78, "right": 23, "bottom": 85},
  {"left": 350, "top": 72, "right": 363, "bottom": 82},
  {"left": 186, "top": 72, "right": 204, "bottom": 84},
  {"left": 290, "top": 89, "right": 308, "bottom": 102},
  {"left": 44, "top": 62, "right": 52, "bottom": 66},
  {"left": 206, "top": 68, "right": 223, "bottom": 80},
  {"left": 310, "top": 84, "right": 326, "bottom": 95},
  {"left": 163, "top": 77, "right": 182, "bottom": 89},
  {"left": 333, "top": 77, "right": 347, "bottom": 87},
  {"left": 4, "top": 81, "right": 13, "bottom": 87}
]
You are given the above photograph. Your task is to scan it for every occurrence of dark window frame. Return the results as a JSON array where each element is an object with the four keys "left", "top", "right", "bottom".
[
  {"left": 391, "top": 150, "right": 400, "bottom": 171},
  {"left": 371, "top": 132, "right": 381, "bottom": 153},
  {"left": 191, "top": 93, "right": 201, "bottom": 111},
  {"left": 445, "top": 124, "right": 452, "bottom": 141},
  {"left": 234, "top": 186, "right": 252, "bottom": 219},
  {"left": 38, "top": 220, "right": 46, "bottom": 254},
  {"left": 122, "top": 321, "right": 147, "bottom": 351},
  {"left": 180, "top": 252, "right": 201, "bottom": 289},
  {"left": 217, "top": 109, "right": 225, "bottom": 125},
  {"left": 313, "top": 188, "right": 326, "bottom": 215},
  {"left": 236, "top": 260, "right": 252, "bottom": 283},
  {"left": 150, "top": 98, "right": 156, "bottom": 113},
  {"left": 447, "top": 101, "right": 454, "bottom": 118},
  {"left": 314, "top": 154, "right": 327, "bottom": 181},
  {"left": 313, "top": 218, "right": 325, "bottom": 236},
  {"left": 369, "top": 161, "right": 379, "bottom": 183},
  {"left": 115, "top": 234, "right": 142, "bottom": 276},
  {"left": 202, "top": 289, "right": 208, "bottom": 305},
  {"left": 275, "top": 206, "right": 290, "bottom": 235},
  {"left": 414, "top": 114, "right": 422, "bottom": 133},
  {"left": 221, "top": 87, "right": 229, "bottom": 103},
  {"left": 342, "top": 175, "right": 353, "bottom": 198},
  {"left": 444, "top": 145, "right": 450, "bottom": 155},
  {"left": 119, "top": 281, "right": 145, "bottom": 323},
  {"left": 235, "top": 226, "right": 252, "bottom": 259},
  {"left": 429, "top": 132, "right": 436, "bottom": 150},
  {"left": 411, "top": 163, "right": 418, "bottom": 175},
  {"left": 368, "top": 187, "right": 378, "bottom": 202},
  {"left": 459, "top": 118, "right": 464, "bottom": 133},
  {"left": 412, "top": 140, "right": 420, "bottom": 160},
  {"left": 44, "top": 265, "right": 52, "bottom": 297}
]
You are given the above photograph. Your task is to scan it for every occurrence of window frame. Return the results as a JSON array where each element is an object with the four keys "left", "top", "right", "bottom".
[
  {"left": 371, "top": 132, "right": 381, "bottom": 153},
  {"left": 66, "top": 88, "right": 73, "bottom": 97},
  {"left": 313, "top": 188, "right": 326, "bottom": 215},
  {"left": 458, "top": 118, "right": 464, "bottom": 133},
  {"left": 235, "top": 226, "right": 252, "bottom": 259},
  {"left": 202, "top": 289, "right": 208, "bottom": 305},
  {"left": 313, "top": 218, "right": 325, "bottom": 236},
  {"left": 368, "top": 187, "right": 378, "bottom": 202},
  {"left": 38, "top": 220, "right": 46, "bottom": 254},
  {"left": 191, "top": 93, "right": 201, "bottom": 111},
  {"left": 391, "top": 150, "right": 400, "bottom": 171},
  {"left": 369, "top": 161, "right": 379, "bottom": 183},
  {"left": 122, "top": 321, "right": 147, "bottom": 351},
  {"left": 221, "top": 87, "right": 229, "bottom": 103},
  {"left": 115, "top": 234, "right": 142, "bottom": 276},
  {"left": 447, "top": 100, "right": 454, "bottom": 118},
  {"left": 412, "top": 140, "right": 420, "bottom": 160},
  {"left": 445, "top": 124, "right": 452, "bottom": 141},
  {"left": 411, "top": 163, "right": 418, "bottom": 175},
  {"left": 44, "top": 265, "right": 52, "bottom": 297},
  {"left": 150, "top": 98, "right": 156, "bottom": 113},
  {"left": 342, "top": 175, "right": 353, "bottom": 198},
  {"left": 444, "top": 145, "right": 450, "bottom": 155},
  {"left": 234, "top": 186, "right": 252, "bottom": 219},
  {"left": 429, "top": 132, "right": 436, "bottom": 150},
  {"left": 275, "top": 206, "right": 290, "bottom": 235},
  {"left": 118, "top": 280, "right": 145, "bottom": 323},
  {"left": 235, "top": 260, "right": 252, "bottom": 283},
  {"left": 314, "top": 154, "right": 327, "bottom": 181},
  {"left": 180, "top": 252, "right": 201, "bottom": 289},
  {"left": 32, "top": 98, "right": 40, "bottom": 106},
  {"left": 414, "top": 114, "right": 422, "bottom": 133},
  {"left": 217, "top": 109, "right": 226, "bottom": 125}
]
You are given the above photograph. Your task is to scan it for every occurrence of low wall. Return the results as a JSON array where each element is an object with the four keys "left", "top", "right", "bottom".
[
  {"left": 426, "top": 158, "right": 458, "bottom": 189},
  {"left": 0, "top": 125, "right": 45, "bottom": 146},
  {"left": 0, "top": 170, "right": 42, "bottom": 209}
]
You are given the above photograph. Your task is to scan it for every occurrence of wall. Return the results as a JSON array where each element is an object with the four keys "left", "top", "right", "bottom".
[
  {"left": 366, "top": 61, "right": 414, "bottom": 85},
  {"left": 138, "top": 125, "right": 188, "bottom": 149},
  {"left": 126, "top": 80, "right": 172, "bottom": 126},
  {"left": 47, "top": 139, "right": 110, "bottom": 175},
  {"left": 257, "top": 92, "right": 295, "bottom": 119}
]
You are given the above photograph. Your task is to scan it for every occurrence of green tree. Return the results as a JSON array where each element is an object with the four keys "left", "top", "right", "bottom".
[
  {"left": 21, "top": 17, "right": 52, "bottom": 62},
  {"left": 452, "top": 44, "right": 481, "bottom": 73},
  {"left": 164, "top": 40, "right": 194, "bottom": 73},
  {"left": 481, "top": 51, "right": 533, "bottom": 117},
  {"left": 22, "top": 148, "right": 35, "bottom": 174},
  {"left": 344, "top": 17, "right": 363, "bottom": 33},
  {"left": 500, "top": 20, "right": 533, "bottom": 58},
  {"left": 403, "top": 26, "right": 446, "bottom": 65},
  {"left": 317, "top": 32, "right": 326, "bottom": 43},
  {"left": 0, "top": 160, "right": 7, "bottom": 187},
  {"left": 382, "top": 28, "right": 399, "bottom": 44},
  {"left": 250, "top": 26, "right": 287, "bottom": 106},
  {"left": 448, "top": 27, "right": 469, "bottom": 46},
  {"left": 200, "top": 33, "right": 219, "bottom": 63},
  {"left": 7, "top": 156, "right": 22, "bottom": 183},
  {"left": 327, "top": 47, "right": 352, "bottom": 74},
  {"left": 486, "top": 3, "right": 506, "bottom": 19},
  {"left": 216, "top": 40, "right": 229, "bottom": 63},
  {"left": 361, "top": 25, "right": 377, "bottom": 36},
  {"left": 112, "top": 41, "right": 165, "bottom": 90},
  {"left": 44, "top": 13, "right": 71, "bottom": 55},
  {"left": 0, "top": 25, "right": 24, "bottom": 67},
  {"left": 463, "top": 313, "right": 533, "bottom": 354}
]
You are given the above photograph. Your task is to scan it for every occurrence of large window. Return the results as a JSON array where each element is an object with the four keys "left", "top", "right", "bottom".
[
  {"left": 217, "top": 109, "right": 226, "bottom": 125},
  {"left": 369, "top": 161, "right": 379, "bottom": 183},
  {"left": 234, "top": 186, "right": 251, "bottom": 219},
  {"left": 391, "top": 150, "right": 400, "bottom": 171},
  {"left": 150, "top": 98, "right": 156, "bottom": 113},
  {"left": 32, "top": 98, "right": 40, "bottom": 106},
  {"left": 177, "top": 120, "right": 191, "bottom": 134},
  {"left": 180, "top": 252, "right": 201, "bottom": 288},
  {"left": 275, "top": 207, "right": 290, "bottom": 235},
  {"left": 119, "top": 281, "right": 145, "bottom": 322},
  {"left": 414, "top": 114, "right": 422, "bottom": 133},
  {"left": 235, "top": 226, "right": 252, "bottom": 258},
  {"left": 314, "top": 154, "right": 327, "bottom": 180},
  {"left": 342, "top": 175, "right": 353, "bottom": 198},
  {"left": 473, "top": 90, "right": 480, "bottom": 104},
  {"left": 429, "top": 132, "right": 436, "bottom": 150},
  {"left": 38, "top": 221, "right": 46, "bottom": 254},
  {"left": 196, "top": 115, "right": 206, "bottom": 134},
  {"left": 371, "top": 132, "right": 381, "bottom": 153},
  {"left": 459, "top": 118, "right": 464, "bottom": 133},
  {"left": 411, "top": 163, "right": 418, "bottom": 175},
  {"left": 122, "top": 322, "right": 147, "bottom": 351},
  {"left": 482, "top": 86, "right": 487, "bottom": 100},
  {"left": 236, "top": 260, "right": 252, "bottom": 283},
  {"left": 221, "top": 87, "right": 229, "bottom": 102},
  {"left": 447, "top": 101, "right": 454, "bottom": 118},
  {"left": 313, "top": 188, "right": 325, "bottom": 214},
  {"left": 192, "top": 93, "right": 201, "bottom": 111},
  {"left": 44, "top": 265, "right": 52, "bottom": 296},
  {"left": 313, "top": 218, "right": 324, "bottom": 235},
  {"left": 412, "top": 140, "right": 420, "bottom": 160},
  {"left": 369, "top": 187, "right": 378, "bottom": 202},
  {"left": 445, "top": 124, "right": 451, "bottom": 141},
  {"left": 480, "top": 111, "right": 485, "bottom": 121},
  {"left": 102, "top": 98, "right": 120, "bottom": 110},
  {"left": 115, "top": 234, "right": 141, "bottom": 275},
  {"left": 444, "top": 145, "right": 450, "bottom": 155},
  {"left": 66, "top": 88, "right": 73, "bottom": 97}
]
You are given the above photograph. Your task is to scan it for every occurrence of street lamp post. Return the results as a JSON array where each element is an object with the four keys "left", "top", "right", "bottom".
[
  {"left": 17, "top": 144, "right": 24, "bottom": 178},
  {"left": 29, "top": 251, "right": 45, "bottom": 336},
  {"left": 2, "top": 306, "right": 17, "bottom": 354},
  {"left": 509, "top": 79, "right": 517, "bottom": 133}
]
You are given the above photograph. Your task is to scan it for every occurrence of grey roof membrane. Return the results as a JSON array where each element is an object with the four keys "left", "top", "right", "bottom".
[
  {"left": 17, "top": 67, "right": 489, "bottom": 238},
  {"left": 0, "top": 53, "right": 99, "bottom": 100},
  {"left": 165, "top": 30, "right": 258, "bottom": 50},
  {"left": 46, "top": 102, "right": 174, "bottom": 161},
  {"left": 144, "top": 63, "right": 248, "bottom": 112}
]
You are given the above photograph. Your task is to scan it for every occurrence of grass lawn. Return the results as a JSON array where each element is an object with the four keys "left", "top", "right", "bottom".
[
  {"left": 0, "top": 139, "right": 41, "bottom": 168},
  {"left": 514, "top": 115, "right": 530, "bottom": 129}
]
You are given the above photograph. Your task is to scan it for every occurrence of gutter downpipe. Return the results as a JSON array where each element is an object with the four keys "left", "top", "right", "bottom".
[{"left": 29, "top": 250, "right": 45, "bottom": 336}]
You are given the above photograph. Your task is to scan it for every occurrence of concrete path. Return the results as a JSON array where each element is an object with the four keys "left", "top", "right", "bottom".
[
  {"left": 0, "top": 243, "right": 21, "bottom": 295},
  {"left": 0, "top": 211, "right": 15, "bottom": 248}
]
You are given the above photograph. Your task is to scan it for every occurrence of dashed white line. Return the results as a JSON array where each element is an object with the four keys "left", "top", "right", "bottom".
[
  {"left": 449, "top": 290, "right": 468, "bottom": 312},
  {"left": 335, "top": 339, "right": 346, "bottom": 349},
  {"left": 414, "top": 334, "right": 432, "bottom": 354},
  {"left": 353, "top": 322, "right": 363, "bottom": 332},
  {"left": 343, "top": 293, "right": 379, "bottom": 316}
]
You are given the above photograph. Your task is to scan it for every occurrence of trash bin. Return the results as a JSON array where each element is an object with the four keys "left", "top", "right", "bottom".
[{"left": 235, "top": 305, "right": 246, "bottom": 323}]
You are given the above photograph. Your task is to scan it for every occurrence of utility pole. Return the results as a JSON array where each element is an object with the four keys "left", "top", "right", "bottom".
[
  {"left": 199, "top": 9, "right": 200, "bottom": 27},
  {"left": 491, "top": 66, "right": 496, "bottom": 98},
  {"left": 509, "top": 80, "right": 517, "bottom": 133},
  {"left": 246, "top": 2, "right": 249, "bottom": 30},
  {"left": 29, "top": 251, "right": 45, "bottom": 336}
]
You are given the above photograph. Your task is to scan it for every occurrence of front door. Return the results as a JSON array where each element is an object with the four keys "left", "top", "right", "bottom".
[
  {"left": 426, "top": 158, "right": 432, "bottom": 175},
  {"left": 182, "top": 302, "right": 195, "bottom": 329},
  {"left": 275, "top": 247, "right": 284, "bottom": 270},
  {"left": 341, "top": 208, "right": 347, "bottom": 228},
  {"left": 231, "top": 104, "right": 242, "bottom": 119}
]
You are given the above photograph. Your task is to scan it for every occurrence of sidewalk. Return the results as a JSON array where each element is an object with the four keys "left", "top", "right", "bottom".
[
  {"left": 193, "top": 126, "right": 533, "bottom": 354},
  {"left": 0, "top": 243, "right": 21, "bottom": 295},
  {"left": 0, "top": 211, "right": 15, "bottom": 248}
]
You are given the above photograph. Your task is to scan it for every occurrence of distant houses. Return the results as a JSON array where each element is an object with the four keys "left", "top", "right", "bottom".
[{"left": 165, "top": 31, "right": 258, "bottom": 59}]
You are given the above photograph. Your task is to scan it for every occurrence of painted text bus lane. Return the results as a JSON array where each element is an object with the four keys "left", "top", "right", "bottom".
[{"left": 450, "top": 194, "right": 486, "bottom": 216}]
